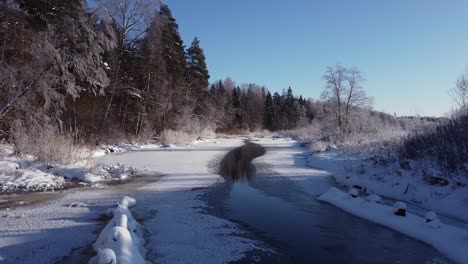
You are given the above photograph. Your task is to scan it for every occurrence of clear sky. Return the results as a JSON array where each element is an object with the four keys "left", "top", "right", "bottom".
[{"left": 164, "top": 0, "right": 468, "bottom": 117}]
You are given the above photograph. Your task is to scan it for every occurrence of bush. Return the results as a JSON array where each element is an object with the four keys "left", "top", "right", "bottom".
[
  {"left": 399, "top": 114, "right": 468, "bottom": 172},
  {"left": 12, "top": 124, "right": 90, "bottom": 164},
  {"left": 160, "top": 117, "right": 215, "bottom": 145}
]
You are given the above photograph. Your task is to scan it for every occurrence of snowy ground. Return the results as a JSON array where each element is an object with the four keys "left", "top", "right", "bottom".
[
  {"left": 0, "top": 136, "right": 464, "bottom": 263},
  {"left": 0, "top": 142, "right": 147, "bottom": 192},
  {"left": 0, "top": 137, "right": 269, "bottom": 263},
  {"left": 307, "top": 148, "right": 468, "bottom": 222}
]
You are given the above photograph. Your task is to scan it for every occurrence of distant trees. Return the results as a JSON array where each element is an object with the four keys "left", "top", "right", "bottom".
[{"left": 321, "top": 65, "right": 373, "bottom": 141}]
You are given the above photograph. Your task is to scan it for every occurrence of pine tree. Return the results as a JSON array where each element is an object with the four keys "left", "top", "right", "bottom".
[
  {"left": 264, "top": 91, "right": 273, "bottom": 130},
  {"left": 185, "top": 37, "right": 210, "bottom": 104},
  {"left": 160, "top": 4, "right": 185, "bottom": 86},
  {"left": 232, "top": 86, "right": 242, "bottom": 129},
  {"left": 157, "top": 4, "right": 187, "bottom": 128}
]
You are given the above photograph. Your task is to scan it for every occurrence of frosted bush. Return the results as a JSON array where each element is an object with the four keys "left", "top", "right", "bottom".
[
  {"left": 11, "top": 121, "right": 90, "bottom": 164},
  {"left": 161, "top": 117, "right": 216, "bottom": 145}
]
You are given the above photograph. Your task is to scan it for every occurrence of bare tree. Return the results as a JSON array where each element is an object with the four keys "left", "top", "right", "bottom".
[
  {"left": 321, "top": 65, "right": 347, "bottom": 140},
  {"left": 450, "top": 71, "right": 468, "bottom": 115},
  {"left": 96, "top": 0, "right": 159, "bottom": 126},
  {"left": 321, "top": 65, "right": 373, "bottom": 142},
  {"left": 344, "top": 67, "right": 373, "bottom": 130},
  {"left": 97, "top": 0, "right": 158, "bottom": 48}
]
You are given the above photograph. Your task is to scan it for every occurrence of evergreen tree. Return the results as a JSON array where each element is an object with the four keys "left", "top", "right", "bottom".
[
  {"left": 264, "top": 91, "right": 273, "bottom": 130},
  {"left": 158, "top": 4, "right": 187, "bottom": 128},
  {"left": 232, "top": 86, "right": 242, "bottom": 129},
  {"left": 160, "top": 4, "right": 185, "bottom": 86},
  {"left": 185, "top": 37, "right": 210, "bottom": 105}
]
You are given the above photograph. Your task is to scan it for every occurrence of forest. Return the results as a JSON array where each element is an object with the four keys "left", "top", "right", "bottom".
[{"left": 0, "top": 0, "right": 466, "bottom": 173}]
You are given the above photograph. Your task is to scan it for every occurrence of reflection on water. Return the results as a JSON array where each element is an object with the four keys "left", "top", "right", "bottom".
[
  {"left": 206, "top": 145, "right": 452, "bottom": 264},
  {"left": 219, "top": 142, "right": 266, "bottom": 182}
]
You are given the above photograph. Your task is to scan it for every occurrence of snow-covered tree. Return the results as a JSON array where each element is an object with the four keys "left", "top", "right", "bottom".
[{"left": 321, "top": 65, "right": 373, "bottom": 141}]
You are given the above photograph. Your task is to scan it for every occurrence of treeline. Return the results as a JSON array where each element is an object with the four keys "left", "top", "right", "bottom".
[
  {"left": 2, "top": 0, "right": 453, "bottom": 164},
  {"left": 206, "top": 81, "right": 318, "bottom": 132},
  {"left": 0, "top": 0, "right": 328, "bottom": 151},
  {"left": 0, "top": 0, "right": 320, "bottom": 147}
]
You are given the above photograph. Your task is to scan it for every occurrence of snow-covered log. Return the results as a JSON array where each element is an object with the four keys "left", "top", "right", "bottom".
[{"left": 90, "top": 196, "right": 145, "bottom": 264}]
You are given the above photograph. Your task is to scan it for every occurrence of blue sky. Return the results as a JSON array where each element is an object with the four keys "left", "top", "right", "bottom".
[{"left": 163, "top": 1, "right": 468, "bottom": 116}]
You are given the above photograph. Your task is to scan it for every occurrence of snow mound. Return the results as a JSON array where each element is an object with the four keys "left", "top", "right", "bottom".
[
  {"left": 0, "top": 167, "right": 65, "bottom": 192},
  {"left": 425, "top": 211, "right": 438, "bottom": 221},
  {"left": 91, "top": 196, "right": 145, "bottom": 264},
  {"left": 89, "top": 248, "right": 116, "bottom": 264},
  {"left": 348, "top": 188, "right": 359, "bottom": 197},
  {"left": 318, "top": 187, "right": 468, "bottom": 264},
  {"left": 68, "top": 202, "right": 91, "bottom": 208},
  {"left": 366, "top": 194, "right": 382, "bottom": 203},
  {"left": 425, "top": 211, "right": 442, "bottom": 228},
  {"left": 119, "top": 196, "right": 136, "bottom": 208},
  {"left": 0, "top": 159, "right": 66, "bottom": 192},
  {"left": 85, "top": 163, "right": 139, "bottom": 182},
  {"left": 393, "top": 201, "right": 407, "bottom": 210}
]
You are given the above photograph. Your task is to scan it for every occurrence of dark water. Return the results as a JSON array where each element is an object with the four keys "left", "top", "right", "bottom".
[{"left": 206, "top": 144, "right": 451, "bottom": 264}]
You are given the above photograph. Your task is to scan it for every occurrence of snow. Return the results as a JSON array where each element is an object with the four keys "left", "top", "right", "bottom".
[
  {"left": 91, "top": 196, "right": 145, "bottom": 264},
  {"left": 0, "top": 142, "right": 141, "bottom": 192},
  {"left": 0, "top": 136, "right": 269, "bottom": 264},
  {"left": 98, "top": 137, "right": 270, "bottom": 263},
  {"left": 394, "top": 201, "right": 407, "bottom": 210},
  {"left": 307, "top": 147, "right": 468, "bottom": 223},
  {"left": 0, "top": 160, "right": 66, "bottom": 191},
  {"left": 89, "top": 249, "right": 116, "bottom": 264},
  {"left": 349, "top": 188, "right": 359, "bottom": 197},
  {"left": 426, "top": 211, "right": 438, "bottom": 221},
  {"left": 366, "top": 194, "right": 382, "bottom": 203},
  {"left": 318, "top": 187, "right": 468, "bottom": 264},
  {"left": 68, "top": 201, "right": 91, "bottom": 208},
  {"left": 1, "top": 135, "right": 462, "bottom": 263}
]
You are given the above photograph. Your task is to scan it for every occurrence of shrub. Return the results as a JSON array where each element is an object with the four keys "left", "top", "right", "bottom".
[
  {"left": 161, "top": 117, "right": 215, "bottom": 145},
  {"left": 11, "top": 122, "right": 90, "bottom": 164},
  {"left": 399, "top": 114, "right": 468, "bottom": 172}
]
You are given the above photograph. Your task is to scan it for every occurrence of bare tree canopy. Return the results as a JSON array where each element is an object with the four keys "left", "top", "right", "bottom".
[
  {"left": 96, "top": 0, "right": 159, "bottom": 49},
  {"left": 321, "top": 65, "right": 373, "bottom": 141},
  {"left": 450, "top": 70, "right": 468, "bottom": 115}
]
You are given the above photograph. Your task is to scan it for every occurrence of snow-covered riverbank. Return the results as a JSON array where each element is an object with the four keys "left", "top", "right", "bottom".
[
  {"left": 306, "top": 147, "right": 468, "bottom": 223},
  {"left": 0, "top": 136, "right": 461, "bottom": 264},
  {"left": 0, "top": 136, "right": 269, "bottom": 263}
]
